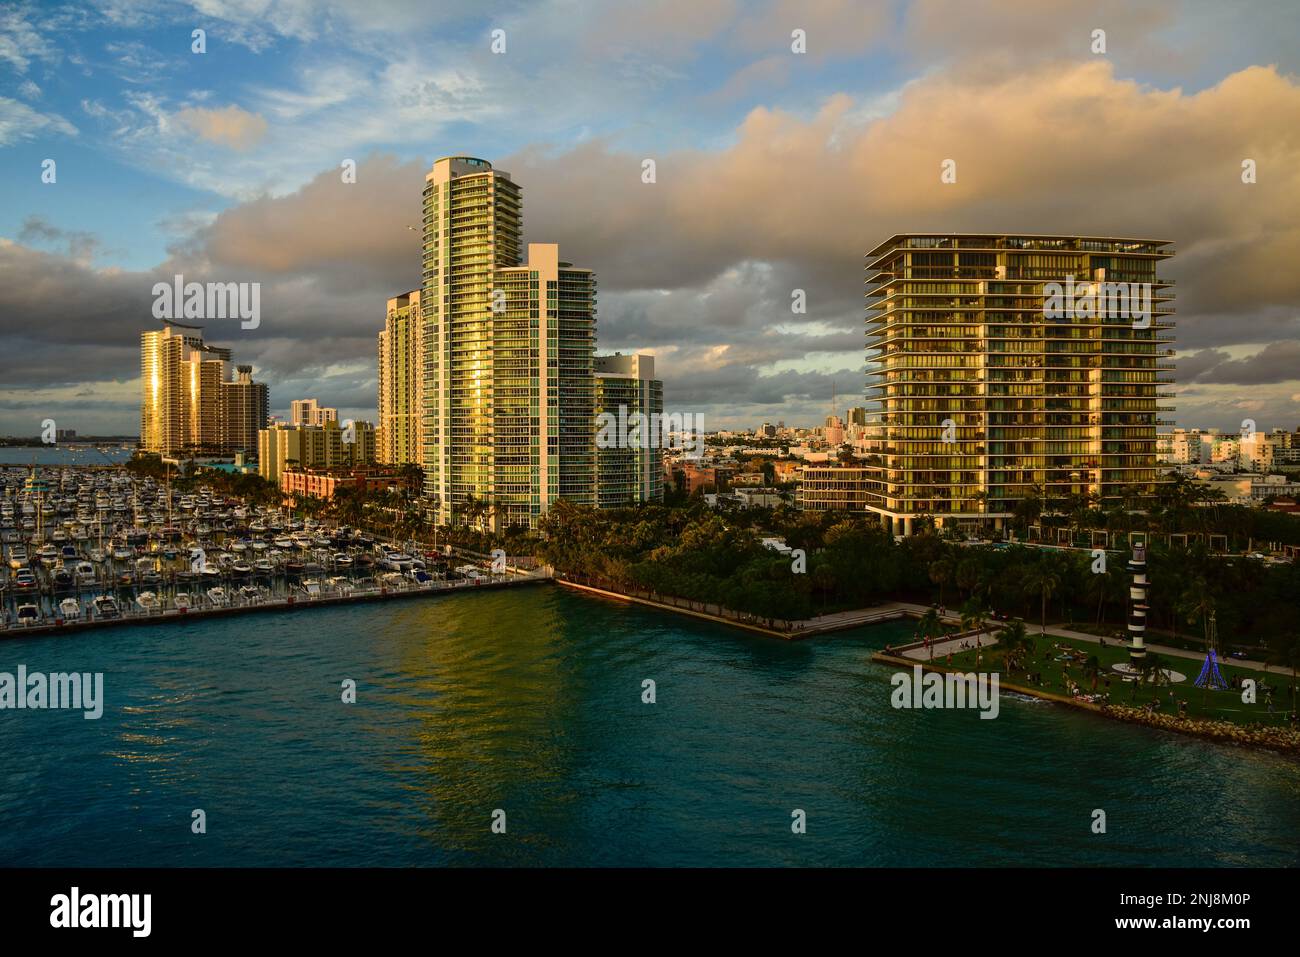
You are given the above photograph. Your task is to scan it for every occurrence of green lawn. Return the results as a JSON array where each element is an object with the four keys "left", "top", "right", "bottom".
[{"left": 936, "top": 629, "right": 1298, "bottom": 727}]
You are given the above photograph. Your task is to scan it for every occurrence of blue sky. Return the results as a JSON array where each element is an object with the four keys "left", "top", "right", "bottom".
[{"left": 3, "top": 0, "right": 1300, "bottom": 434}]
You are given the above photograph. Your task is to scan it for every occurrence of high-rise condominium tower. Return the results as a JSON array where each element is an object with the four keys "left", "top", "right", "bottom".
[
  {"left": 141, "top": 320, "right": 241, "bottom": 456},
  {"left": 595, "top": 353, "right": 664, "bottom": 507},
  {"left": 865, "top": 234, "right": 1174, "bottom": 536},
  {"left": 222, "top": 365, "right": 269, "bottom": 455},
  {"left": 421, "top": 156, "right": 596, "bottom": 529},
  {"left": 377, "top": 290, "right": 424, "bottom": 465}
]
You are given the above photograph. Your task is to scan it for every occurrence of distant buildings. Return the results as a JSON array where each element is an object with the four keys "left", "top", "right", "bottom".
[
  {"left": 419, "top": 156, "right": 599, "bottom": 530},
  {"left": 863, "top": 234, "right": 1174, "bottom": 536},
  {"left": 1157, "top": 427, "right": 1210, "bottom": 466},
  {"left": 377, "top": 290, "right": 423, "bottom": 466},
  {"left": 1239, "top": 429, "right": 1300, "bottom": 471},
  {"left": 140, "top": 320, "right": 267, "bottom": 456},
  {"left": 595, "top": 353, "right": 664, "bottom": 507},
  {"left": 290, "top": 398, "right": 337, "bottom": 427}
]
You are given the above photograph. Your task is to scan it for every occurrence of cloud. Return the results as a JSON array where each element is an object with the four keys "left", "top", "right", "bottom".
[
  {"left": 1185, "top": 341, "right": 1300, "bottom": 386},
  {"left": 0, "top": 4, "right": 58, "bottom": 73},
  {"left": 175, "top": 104, "right": 269, "bottom": 150},
  {"left": 0, "top": 97, "right": 77, "bottom": 145},
  {"left": 5, "top": 3, "right": 1300, "bottom": 433},
  {"left": 16, "top": 216, "right": 102, "bottom": 266}
]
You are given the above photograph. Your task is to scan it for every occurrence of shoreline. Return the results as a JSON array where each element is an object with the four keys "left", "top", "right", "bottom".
[
  {"left": 555, "top": 578, "right": 910, "bottom": 639},
  {"left": 872, "top": 651, "right": 1300, "bottom": 758},
  {"left": 0, "top": 575, "right": 548, "bottom": 640}
]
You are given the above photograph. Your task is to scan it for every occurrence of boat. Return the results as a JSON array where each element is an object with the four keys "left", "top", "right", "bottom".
[
  {"left": 253, "top": 559, "right": 275, "bottom": 575},
  {"left": 58, "top": 597, "right": 81, "bottom": 619},
  {"left": 174, "top": 592, "right": 192, "bottom": 612},
  {"left": 92, "top": 595, "right": 121, "bottom": 619},
  {"left": 74, "top": 560, "right": 96, "bottom": 583},
  {"left": 332, "top": 553, "right": 353, "bottom": 568},
  {"left": 238, "top": 585, "right": 262, "bottom": 603},
  {"left": 230, "top": 561, "right": 252, "bottom": 577},
  {"left": 8, "top": 545, "right": 27, "bottom": 569},
  {"left": 206, "top": 586, "right": 229, "bottom": 606},
  {"left": 13, "top": 568, "right": 37, "bottom": 590},
  {"left": 51, "top": 566, "right": 74, "bottom": 588},
  {"left": 300, "top": 578, "right": 321, "bottom": 597},
  {"left": 136, "top": 591, "right": 160, "bottom": 612},
  {"left": 15, "top": 602, "right": 41, "bottom": 626},
  {"left": 325, "top": 576, "right": 351, "bottom": 594}
]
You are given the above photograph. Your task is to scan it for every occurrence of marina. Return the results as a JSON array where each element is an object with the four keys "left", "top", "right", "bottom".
[{"left": 0, "top": 464, "right": 541, "bottom": 636}]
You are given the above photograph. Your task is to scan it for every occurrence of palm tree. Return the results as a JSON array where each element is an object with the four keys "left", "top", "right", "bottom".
[
  {"left": 916, "top": 607, "right": 943, "bottom": 660},
  {"left": 1139, "top": 653, "right": 1168, "bottom": 699},
  {"left": 959, "top": 596, "right": 989, "bottom": 649},
  {"left": 1023, "top": 559, "right": 1061, "bottom": 638},
  {"left": 999, "top": 620, "right": 1029, "bottom": 675},
  {"left": 928, "top": 557, "right": 954, "bottom": 607}
]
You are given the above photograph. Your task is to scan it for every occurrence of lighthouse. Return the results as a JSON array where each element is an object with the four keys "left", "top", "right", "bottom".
[{"left": 1127, "top": 542, "right": 1148, "bottom": 666}]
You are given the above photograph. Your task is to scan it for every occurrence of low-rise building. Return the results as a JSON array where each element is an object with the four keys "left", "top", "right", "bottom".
[{"left": 798, "top": 465, "right": 884, "bottom": 514}]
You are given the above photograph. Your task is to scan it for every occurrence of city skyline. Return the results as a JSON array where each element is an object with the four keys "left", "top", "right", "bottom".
[{"left": 2, "top": 2, "right": 1300, "bottom": 435}]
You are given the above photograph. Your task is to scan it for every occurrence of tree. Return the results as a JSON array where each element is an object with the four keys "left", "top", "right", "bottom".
[
  {"left": 916, "top": 607, "right": 943, "bottom": 660},
  {"left": 999, "top": 620, "right": 1029, "bottom": 675},
  {"left": 928, "top": 556, "right": 954, "bottom": 607},
  {"left": 1022, "top": 559, "right": 1061, "bottom": 637}
]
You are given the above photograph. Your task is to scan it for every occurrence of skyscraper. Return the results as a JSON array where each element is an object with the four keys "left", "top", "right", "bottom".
[
  {"left": 377, "top": 290, "right": 424, "bottom": 465},
  {"left": 140, "top": 320, "right": 246, "bottom": 456},
  {"left": 595, "top": 353, "right": 664, "bottom": 507},
  {"left": 222, "top": 365, "right": 269, "bottom": 455},
  {"left": 864, "top": 234, "right": 1174, "bottom": 536},
  {"left": 420, "top": 156, "right": 596, "bottom": 530}
]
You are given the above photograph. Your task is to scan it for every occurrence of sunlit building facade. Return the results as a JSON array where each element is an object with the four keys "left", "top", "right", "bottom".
[
  {"left": 378, "top": 289, "right": 424, "bottom": 465},
  {"left": 865, "top": 234, "right": 1174, "bottom": 535},
  {"left": 420, "top": 156, "right": 597, "bottom": 530},
  {"left": 141, "top": 320, "right": 258, "bottom": 456}
]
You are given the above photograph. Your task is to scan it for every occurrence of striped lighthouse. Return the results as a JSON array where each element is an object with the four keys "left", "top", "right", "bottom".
[{"left": 1127, "top": 542, "right": 1148, "bottom": 666}]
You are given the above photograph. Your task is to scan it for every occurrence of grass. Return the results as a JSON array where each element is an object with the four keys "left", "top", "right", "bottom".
[{"left": 934, "top": 628, "right": 1298, "bottom": 727}]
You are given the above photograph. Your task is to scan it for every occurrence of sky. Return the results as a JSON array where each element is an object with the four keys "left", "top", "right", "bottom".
[{"left": 1, "top": 0, "right": 1299, "bottom": 435}]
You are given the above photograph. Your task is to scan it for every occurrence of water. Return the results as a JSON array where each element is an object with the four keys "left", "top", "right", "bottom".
[
  {"left": 0, "top": 446, "right": 134, "bottom": 466},
  {"left": 1, "top": 586, "right": 1296, "bottom": 867}
]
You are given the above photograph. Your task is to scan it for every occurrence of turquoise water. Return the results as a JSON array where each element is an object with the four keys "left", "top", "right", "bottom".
[{"left": 0, "top": 586, "right": 1296, "bottom": 867}]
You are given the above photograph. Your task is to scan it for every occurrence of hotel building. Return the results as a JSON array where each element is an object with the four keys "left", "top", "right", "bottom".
[
  {"left": 377, "top": 290, "right": 424, "bottom": 465},
  {"left": 421, "top": 156, "right": 597, "bottom": 530},
  {"left": 865, "top": 234, "right": 1174, "bottom": 536},
  {"left": 595, "top": 353, "right": 664, "bottom": 507},
  {"left": 141, "top": 320, "right": 267, "bottom": 456}
]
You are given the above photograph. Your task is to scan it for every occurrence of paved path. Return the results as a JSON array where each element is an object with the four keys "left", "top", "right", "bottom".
[{"left": 863, "top": 600, "right": 1276, "bottom": 674}]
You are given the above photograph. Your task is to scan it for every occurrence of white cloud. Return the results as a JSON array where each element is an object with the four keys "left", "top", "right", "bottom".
[{"left": 0, "top": 97, "right": 78, "bottom": 146}]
